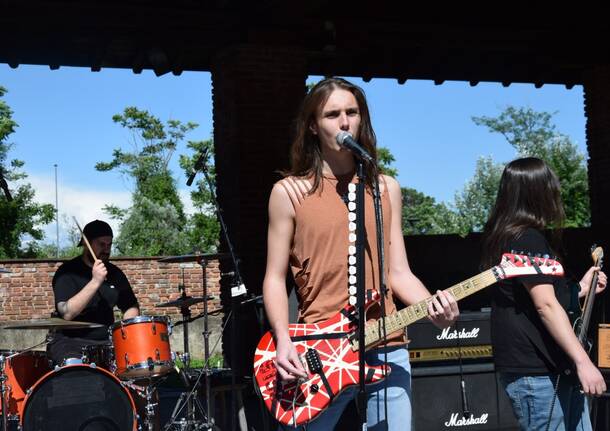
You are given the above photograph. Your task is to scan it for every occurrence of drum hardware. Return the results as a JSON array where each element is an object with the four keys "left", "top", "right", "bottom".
[
  {"left": 182, "top": 153, "right": 251, "bottom": 431},
  {"left": 158, "top": 253, "right": 230, "bottom": 264},
  {"left": 0, "top": 338, "right": 52, "bottom": 431},
  {"left": 159, "top": 269, "right": 217, "bottom": 430},
  {"left": 1, "top": 354, "right": 9, "bottom": 431},
  {"left": 1, "top": 318, "right": 104, "bottom": 330},
  {"left": 156, "top": 296, "right": 215, "bottom": 309}
]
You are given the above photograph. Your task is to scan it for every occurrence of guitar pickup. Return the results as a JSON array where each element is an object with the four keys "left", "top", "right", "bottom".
[{"left": 305, "top": 348, "right": 322, "bottom": 374}]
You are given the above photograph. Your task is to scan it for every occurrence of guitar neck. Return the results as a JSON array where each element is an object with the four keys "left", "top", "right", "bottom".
[
  {"left": 577, "top": 273, "right": 599, "bottom": 344},
  {"left": 358, "top": 269, "right": 498, "bottom": 350}
]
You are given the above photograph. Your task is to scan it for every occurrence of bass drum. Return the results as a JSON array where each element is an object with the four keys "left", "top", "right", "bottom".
[{"left": 21, "top": 364, "right": 137, "bottom": 431}]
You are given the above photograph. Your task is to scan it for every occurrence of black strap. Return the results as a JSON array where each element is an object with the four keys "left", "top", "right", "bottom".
[
  {"left": 341, "top": 308, "right": 357, "bottom": 322},
  {"left": 318, "top": 370, "right": 334, "bottom": 400},
  {"left": 529, "top": 256, "right": 543, "bottom": 274},
  {"left": 291, "top": 332, "right": 348, "bottom": 342}
]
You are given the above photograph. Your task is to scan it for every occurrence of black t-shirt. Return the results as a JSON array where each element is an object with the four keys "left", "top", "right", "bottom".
[
  {"left": 52, "top": 256, "right": 139, "bottom": 340},
  {"left": 491, "top": 228, "right": 576, "bottom": 375}
]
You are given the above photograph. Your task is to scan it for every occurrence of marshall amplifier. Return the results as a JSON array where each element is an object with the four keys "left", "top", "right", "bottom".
[
  {"left": 408, "top": 310, "right": 491, "bottom": 350},
  {"left": 411, "top": 363, "right": 519, "bottom": 430}
]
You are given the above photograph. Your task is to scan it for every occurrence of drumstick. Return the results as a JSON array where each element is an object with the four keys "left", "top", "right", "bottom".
[{"left": 72, "top": 216, "right": 98, "bottom": 261}]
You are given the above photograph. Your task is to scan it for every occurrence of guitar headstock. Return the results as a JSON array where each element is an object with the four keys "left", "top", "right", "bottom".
[
  {"left": 591, "top": 245, "right": 604, "bottom": 269},
  {"left": 494, "top": 253, "right": 564, "bottom": 280}
]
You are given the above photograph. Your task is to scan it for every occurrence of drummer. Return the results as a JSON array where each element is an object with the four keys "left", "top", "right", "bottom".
[{"left": 47, "top": 219, "right": 140, "bottom": 365}]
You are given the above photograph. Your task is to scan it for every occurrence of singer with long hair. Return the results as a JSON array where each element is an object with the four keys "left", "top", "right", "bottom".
[
  {"left": 262, "top": 76, "right": 459, "bottom": 430},
  {"left": 482, "top": 157, "right": 607, "bottom": 430}
]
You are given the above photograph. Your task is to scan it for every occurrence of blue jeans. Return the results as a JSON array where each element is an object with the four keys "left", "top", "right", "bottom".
[
  {"left": 499, "top": 372, "right": 591, "bottom": 431},
  {"left": 278, "top": 345, "right": 412, "bottom": 431}
]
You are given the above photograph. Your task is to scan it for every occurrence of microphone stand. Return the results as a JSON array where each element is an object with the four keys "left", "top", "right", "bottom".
[
  {"left": 191, "top": 157, "right": 247, "bottom": 431},
  {"left": 371, "top": 169, "right": 389, "bottom": 425},
  {"left": 355, "top": 160, "right": 367, "bottom": 430}
]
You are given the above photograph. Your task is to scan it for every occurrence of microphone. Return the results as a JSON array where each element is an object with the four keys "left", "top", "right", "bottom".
[
  {"left": 335, "top": 132, "right": 374, "bottom": 163},
  {"left": 186, "top": 146, "right": 210, "bottom": 186}
]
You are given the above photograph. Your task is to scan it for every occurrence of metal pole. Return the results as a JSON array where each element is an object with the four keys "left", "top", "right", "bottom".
[{"left": 54, "top": 164, "right": 59, "bottom": 257}]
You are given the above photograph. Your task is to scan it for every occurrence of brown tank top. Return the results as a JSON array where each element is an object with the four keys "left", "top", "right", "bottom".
[{"left": 278, "top": 172, "right": 406, "bottom": 346}]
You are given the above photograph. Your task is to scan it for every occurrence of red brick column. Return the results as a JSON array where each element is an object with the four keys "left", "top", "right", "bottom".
[
  {"left": 211, "top": 44, "right": 307, "bottom": 375},
  {"left": 583, "top": 66, "right": 610, "bottom": 324},
  {"left": 584, "top": 66, "right": 610, "bottom": 247}
]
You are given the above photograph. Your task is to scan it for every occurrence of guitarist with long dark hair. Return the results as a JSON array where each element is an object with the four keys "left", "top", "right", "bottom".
[
  {"left": 481, "top": 157, "right": 607, "bottom": 430},
  {"left": 262, "top": 77, "right": 459, "bottom": 430}
]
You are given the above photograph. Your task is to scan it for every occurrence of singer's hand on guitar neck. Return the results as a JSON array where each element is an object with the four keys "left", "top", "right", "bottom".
[
  {"left": 427, "top": 289, "right": 459, "bottom": 329},
  {"left": 579, "top": 266, "right": 607, "bottom": 299}
]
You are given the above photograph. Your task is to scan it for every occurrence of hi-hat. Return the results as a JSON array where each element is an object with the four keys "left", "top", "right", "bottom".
[
  {"left": 155, "top": 296, "right": 215, "bottom": 309},
  {"left": 158, "top": 253, "right": 229, "bottom": 263},
  {"left": 2, "top": 318, "right": 104, "bottom": 330}
]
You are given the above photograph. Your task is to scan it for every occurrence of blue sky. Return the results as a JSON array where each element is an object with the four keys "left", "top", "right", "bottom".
[{"left": 0, "top": 64, "right": 587, "bottom": 245}]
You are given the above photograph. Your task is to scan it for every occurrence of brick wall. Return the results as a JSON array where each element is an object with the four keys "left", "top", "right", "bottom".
[{"left": 0, "top": 257, "right": 221, "bottom": 322}]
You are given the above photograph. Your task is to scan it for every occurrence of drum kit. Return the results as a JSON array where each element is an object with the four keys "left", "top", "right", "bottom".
[{"left": 0, "top": 253, "right": 240, "bottom": 431}]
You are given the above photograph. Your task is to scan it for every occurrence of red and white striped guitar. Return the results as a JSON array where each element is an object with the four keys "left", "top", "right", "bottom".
[{"left": 253, "top": 253, "right": 564, "bottom": 427}]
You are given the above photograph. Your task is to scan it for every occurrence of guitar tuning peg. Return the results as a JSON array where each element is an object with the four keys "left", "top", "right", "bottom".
[
  {"left": 535, "top": 253, "right": 541, "bottom": 258},
  {"left": 510, "top": 249, "right": 516, "bottom": 254},
  {"left": 527, "top": 252, "right": 533, "bottom": 257},
  {"left": 542, "top": 254, "right": 550, "bottom": 259}
]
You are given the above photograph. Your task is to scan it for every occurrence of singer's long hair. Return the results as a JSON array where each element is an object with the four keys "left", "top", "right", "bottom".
[
  {"left": 285, "top": 77, "right": 378, "bottom": 192},
  {"left": 481, "top": 157, "right": 565, "bottom": 268}
]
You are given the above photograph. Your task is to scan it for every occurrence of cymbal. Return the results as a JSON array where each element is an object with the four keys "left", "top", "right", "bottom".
[
  {"left": 155, "top": 296, "right": 216, "bottom": 309},
  {"left": 157, "top": 253, "right": 230, "bottom": 263},
  {"left": 2, "top": 318, "right": 105, "bottom": 330}
]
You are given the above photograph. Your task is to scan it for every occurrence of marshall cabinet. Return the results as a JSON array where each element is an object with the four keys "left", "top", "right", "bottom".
[
  {"left": 412, "top": 363, "right": 519, "bottom": 430},
  {"left": 409, "top": 311, "right": 519, "bottom": 430}
]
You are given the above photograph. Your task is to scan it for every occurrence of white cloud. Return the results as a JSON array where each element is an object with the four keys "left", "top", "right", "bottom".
[
  {"left": 27, "top": 174, "right": 132, "bottom": 247},
  {"left": 178, "top": 188, "right": 195, "bottom": 216}
]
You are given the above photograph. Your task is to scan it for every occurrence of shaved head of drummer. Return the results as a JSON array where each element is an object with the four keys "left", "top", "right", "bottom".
[{"left": 47, "top": 219, "right": 140, "bottom": 366}]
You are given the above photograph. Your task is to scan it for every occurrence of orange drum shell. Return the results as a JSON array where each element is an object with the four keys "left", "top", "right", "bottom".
[
  {"left": 21, "top": 364, "right": 137, "bottom": 430},
  {"left": 0, "top": 351, "right": 50, "bottom": 418},
  {"left": 112, "top": 319, "right": 172, "bottom": 379}
]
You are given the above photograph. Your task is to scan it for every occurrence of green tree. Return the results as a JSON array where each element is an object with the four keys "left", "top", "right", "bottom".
[
  {"left": 376, "top": 147, "right": 398, "bottom": 178},
  {"left": 473, "top": 106, "right": 590, "bottom": 227},
  {"left": 96, "top": 107, "right": 196, "bottom": 255},
  {"left": 402, "top": 187, "right": 461, "bottom": 235},
  {"left": 452, "top": 156, "right": 504, "bottom": 235},
  {"left": 0, "top": 86, "right": 55, "bottom": 257},
  {"left": 179, "top": 139, "right": 220, "bottom": 253}
]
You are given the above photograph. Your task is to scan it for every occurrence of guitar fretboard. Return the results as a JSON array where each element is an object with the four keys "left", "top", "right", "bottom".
[{"left": 353, "top": 269, "right": 498, "bottom": 351}]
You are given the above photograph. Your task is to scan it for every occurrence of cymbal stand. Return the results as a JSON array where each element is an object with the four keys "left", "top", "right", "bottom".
[
  {"left": 163, "top": 269, "right": 212, "bottom": 430},
  {"left": 195, "top": 148, "right": 249, "bottom": 431}
]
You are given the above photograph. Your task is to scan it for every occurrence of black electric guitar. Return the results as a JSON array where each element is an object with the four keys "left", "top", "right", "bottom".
[{"left": 574, "top": 246, "right": 604, "bottom": 351}]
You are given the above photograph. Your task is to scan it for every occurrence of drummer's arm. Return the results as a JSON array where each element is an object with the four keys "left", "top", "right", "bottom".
[
  {"left": 57, "top": 260, "right": 107, "bottom": 321},
  {"left": 123, "top": 306, "right": 139, "bottom": 319}
]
